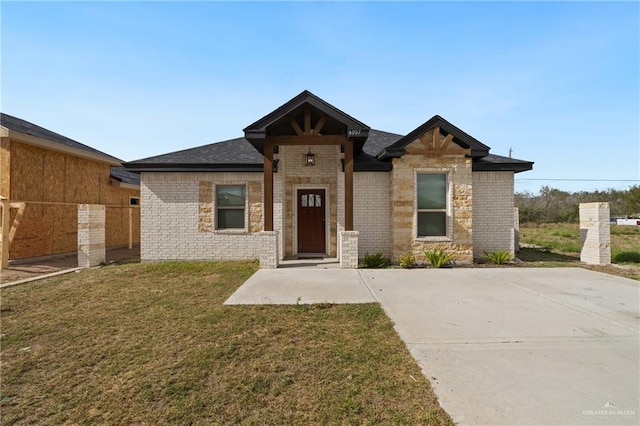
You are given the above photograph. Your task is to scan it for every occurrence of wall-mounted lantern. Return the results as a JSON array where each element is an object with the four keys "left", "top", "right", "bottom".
[{"left": 305, "top": 146, "right": 315, "bottom": 167}]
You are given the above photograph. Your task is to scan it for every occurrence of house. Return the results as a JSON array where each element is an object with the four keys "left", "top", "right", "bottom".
[
  {"left": 124, "top": 91, "right": 533, "bottom": 268},
  {"left": 0, "top": 113, "right": 140, "bottom": 261}
]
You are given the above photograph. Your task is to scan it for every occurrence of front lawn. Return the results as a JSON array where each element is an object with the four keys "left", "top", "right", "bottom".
[{"left": 1, "top": 261, "right": 452, "bottom": 425}]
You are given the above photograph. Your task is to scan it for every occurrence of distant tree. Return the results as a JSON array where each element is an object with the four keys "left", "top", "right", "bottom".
[
  {"left": 625, "top": 185, "right": 640, "bottom": 216},
  {"left": 516, "top": 185, "right": 640, "bottom": 223}
]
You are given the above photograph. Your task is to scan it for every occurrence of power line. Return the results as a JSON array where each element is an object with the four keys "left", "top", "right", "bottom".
[{"left": 515, "top": 178, "right": 640, "bottom": 182}]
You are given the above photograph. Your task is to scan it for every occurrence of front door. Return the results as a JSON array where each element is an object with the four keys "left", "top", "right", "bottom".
[{"left": 297, "top": 189, "right": 326, "bottom": 254}]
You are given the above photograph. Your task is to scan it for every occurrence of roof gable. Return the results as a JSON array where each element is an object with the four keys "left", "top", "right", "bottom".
[
  {"left": 378, "top": 115, "right": 490, "bottom": 159},
  {"left": 243, "top": 90, "right": 371, "bottom": 153},
  {"left": 244, "top": 90, "right": 370, "bottom": 136}
]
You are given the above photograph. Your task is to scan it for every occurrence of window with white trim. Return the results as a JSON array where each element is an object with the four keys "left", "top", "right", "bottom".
[
  {"left": 216, "top": 185, "right": 246, "bottom": 229},
  {"left": 416, "top": 173, "right": 447, "bottom": 237}
]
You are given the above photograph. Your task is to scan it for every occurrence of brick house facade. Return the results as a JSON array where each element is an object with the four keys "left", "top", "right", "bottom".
[{"left": 125, "top": 91, "right": 532, "bottom": 268}]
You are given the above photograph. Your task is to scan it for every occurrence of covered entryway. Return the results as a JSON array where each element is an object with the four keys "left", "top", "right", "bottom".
[
  {"left": 297, "top": 189, "right": 326, "bottom": 254},
  {"left": 243, "top": 90, "right": 371, "bottom": 267}
]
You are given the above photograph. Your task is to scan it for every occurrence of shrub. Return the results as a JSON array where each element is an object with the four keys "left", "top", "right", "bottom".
[
  {"left": 612, "top": 251, "right": 640, "bottom": 264},
  {"left": 484, "top": 251, "right": 513, "bottom": 265},
  {"left": 423, "top": 249, "right": 455, "bottom": 268},
  {"left": 398, "top": 251, "right": 416, "bottom": 269},
  {"left": 362, "top": 251, "right": 391, "bottom": 268}
]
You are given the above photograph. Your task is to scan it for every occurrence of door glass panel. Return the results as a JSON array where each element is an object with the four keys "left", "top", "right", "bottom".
[
  {"left": 315, "top": 195, "right": 321, "bottom": 207},
  {"left": 301, "top": 194, "right": 307, "bottom": 207},
  {"left": 309, "top": 194, "right": 315, "bottom": 207}
]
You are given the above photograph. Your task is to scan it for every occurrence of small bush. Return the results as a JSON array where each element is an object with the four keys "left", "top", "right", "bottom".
[
  {"left": 423, "top": 249, "right": 455, "bottom": 268},
  {"left": 398, "top": 251, "right": 416, "bottom": 269},
  {"left": 484, "top": 251, "right": 513, "bottom": 265},
  {"left": 612, "top": 251, "right": 640, "bottom": 264},
  {"left": 362, "top": 251, "right": 391, "bottom": 268}
]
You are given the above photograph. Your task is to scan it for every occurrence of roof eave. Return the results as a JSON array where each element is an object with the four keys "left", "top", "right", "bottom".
[
  {"left": 4, "top": 128, "right": 123, "bottom": 166},
  {"left": 472, "top": 162, "right": 534, "bottom": 173},
  {"left": 123, "top": 163, "right": 264, "bottom": 173}
]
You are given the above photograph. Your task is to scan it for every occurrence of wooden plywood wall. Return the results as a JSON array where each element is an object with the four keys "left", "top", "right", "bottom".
[
  {"left": 1, "top": 137, "right": 10, "bottom": 198},
  {"left": 8, "top": 140, "right": 140, "bottom": 260}
]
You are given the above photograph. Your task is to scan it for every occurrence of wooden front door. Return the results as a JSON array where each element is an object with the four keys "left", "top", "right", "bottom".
[{"left": 297, "top": 189, "right": 326, "bottom": 254}]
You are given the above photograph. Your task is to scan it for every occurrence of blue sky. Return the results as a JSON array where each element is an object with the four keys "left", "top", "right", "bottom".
[{"left": 2, "top": 1, "right": 638, "bottom": 194}]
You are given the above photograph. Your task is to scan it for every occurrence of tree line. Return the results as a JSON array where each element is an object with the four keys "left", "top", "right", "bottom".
[{"left": 515, "top": 185, "right": 640, "bottom": 223}]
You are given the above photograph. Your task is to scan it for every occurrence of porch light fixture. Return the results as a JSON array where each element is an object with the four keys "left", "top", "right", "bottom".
[{"left": 305, "top": 146, "right": 315, "bottom": 166}]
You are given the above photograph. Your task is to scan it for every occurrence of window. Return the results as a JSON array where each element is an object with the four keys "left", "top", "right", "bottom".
[
  {"left": 417, "top": 173, "right": 447, "bottom": 237},
  {"left": 129, "top": 197, "right": 140, "bottom": 206},
  {"left": 216, "top": 185, "right": 245, "bottom": 229}
]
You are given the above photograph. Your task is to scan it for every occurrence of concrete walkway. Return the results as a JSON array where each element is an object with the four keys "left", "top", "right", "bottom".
[
  {"left": 225, "top": 267, "right": 640, "bottom": 425},
  {"left": 224, "top": 268, "right": 375, "bottom": 305}
]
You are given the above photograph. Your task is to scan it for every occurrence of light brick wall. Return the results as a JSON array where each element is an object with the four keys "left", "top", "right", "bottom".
[
  {"left": 339, "top": 231, "right": 359, "bottom": 268},
  {"left": 259, "top": 231, "right": 279, "bottom": 268},
  {"left": 77, "top": 204, "right": 105, "bottom": 267},
  {"left": 472, "top": 171, "right": 515, "bottom": 258},
  {"left": 140, "top": 172, "right": 268, "bottom": 262},
  {"left": 354, "top": 172, "right": 391, "bottom": 257}
]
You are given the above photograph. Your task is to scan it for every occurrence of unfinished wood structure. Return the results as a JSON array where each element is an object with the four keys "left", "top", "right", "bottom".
[{"left": 0, "top": 113, "right": 140, "bottom": 263}]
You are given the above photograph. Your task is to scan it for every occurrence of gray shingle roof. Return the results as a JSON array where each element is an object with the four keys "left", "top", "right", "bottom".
[
  {"left": 124, "top": 130, "right": 404, "bottom": 172},
  {"left": 110, "top": 166, "right": 141, "bottom": 185},
  {"left": 473, "top": 154, "right": 533, "bottom": 173},
  {"left": 1, "top": 112, "right": 122, "bottom": 164},
  {"left": 129, "top": 137, "right": 262, "bottom": 165}
]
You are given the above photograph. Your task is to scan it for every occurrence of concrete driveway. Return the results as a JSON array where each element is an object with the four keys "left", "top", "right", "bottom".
[{"left": 226, "top": 267, "right": 639, "bottom": 425}]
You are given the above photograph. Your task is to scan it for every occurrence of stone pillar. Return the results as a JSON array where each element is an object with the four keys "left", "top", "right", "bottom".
[
  {"left": 78, "top": 204, "right": 106, "bottom": 268},
  {"left": 579, "top": 202, "right": 611, "bottom": 265},
  {"left": 513, "top": 207, "right": 520, "bottom": 254},
  {"left": 259, "top": 231, "right": 279, "bottom": 269},
  {"left": 339, "top": 230, "right": 359, "bottom": 269}
]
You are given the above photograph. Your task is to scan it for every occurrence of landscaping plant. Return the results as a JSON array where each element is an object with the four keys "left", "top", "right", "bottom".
[
  {"left": 484, "top": 251, "right": 513, "bottom": 265},
  {"left": 361, "top": 251, "right": 391, "bottom": 268},
  {"left": 398, "top": 251, "right": 416, "bottom": 269},
  {"left": 423, "top": 249, "right": 455, "bottom": 268}
]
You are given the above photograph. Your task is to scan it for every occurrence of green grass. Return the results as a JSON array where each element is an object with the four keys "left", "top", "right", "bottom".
[
  {"left": 520, "top": 223, "right": 640, "bottom": 259},
  {"left": 518, "top": 223, "right": 640, "bottom": 280},
  {"left": 0, "top": 261, "right": 452, "bottom": 425}
]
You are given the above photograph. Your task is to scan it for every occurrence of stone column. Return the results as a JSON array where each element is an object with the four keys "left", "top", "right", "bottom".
[
  {"left": 579, "top": 202, "right": 611, "bottom": 265},
  {"left": 513, "top": 207, "right": 520, "bottom": 254},
  {"left": 339, "top": 230, "right": 359, "bottom": 269},
  {"left": 78, "top": 204, "right": 106, "bottom": 268},
  {"left": 259, "top": 231, "right": 279, "bottom": 269}
]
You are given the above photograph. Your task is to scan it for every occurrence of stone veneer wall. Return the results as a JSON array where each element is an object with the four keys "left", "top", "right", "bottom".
[
  {"left": 354, "top": 172, "right": 391, "bottom": 257},
  {"left": 472, "top": 171, "right": 516, "bottom": 258},
  {"left": 579, "top": 202, "right": 611, "bottom": 265},
  {"left": 390, "top": 135, "right": 473, "bottom": 263},
  {"left": 278, "top": 145, "right": 340, "bottom": 257},
  {"left": 140, "top": 172, "right": 266, "bottom": 261}
]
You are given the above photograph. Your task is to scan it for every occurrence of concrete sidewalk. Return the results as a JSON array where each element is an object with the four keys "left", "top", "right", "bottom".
[
  {"left": 224, "top": 268, "right": 375, "bottom": 305},
  {"left": 226, "top": 266, "right": 640, "bottom": 425}
]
